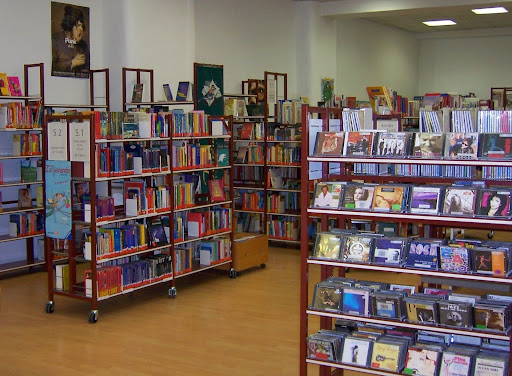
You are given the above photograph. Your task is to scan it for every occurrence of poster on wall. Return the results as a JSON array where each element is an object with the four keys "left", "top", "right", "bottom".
[
  {"left": 45, "top": 160, "right": 72, "bottom": 239},
  {"left": 322, "top": 78, "right": 334, "bottom": 102},
  {"left": 51, "top": 2, "right": 90, "bottom": 78},
  {"left": 194, "top": 63, "right": 224, "bottom": 116}
]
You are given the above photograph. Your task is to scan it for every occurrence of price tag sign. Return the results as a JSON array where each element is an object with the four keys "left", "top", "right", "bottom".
[
  {"left": 47, "top": 121, "right": 68, "bottom": 160},
  {"left": 69, "top": 120, "right": 90, "bottom": 162}
]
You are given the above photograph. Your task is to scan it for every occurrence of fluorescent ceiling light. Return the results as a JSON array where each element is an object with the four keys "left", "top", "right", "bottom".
[
  {"left": 423, "top": 20, "right": 457, "bottom": 27},
  {"left": 472, "top": 7, "right": 508, "bottom": 14}
]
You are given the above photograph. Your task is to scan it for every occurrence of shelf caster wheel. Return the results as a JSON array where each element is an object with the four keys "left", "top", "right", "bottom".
[
  {"left": 88, "top": 310, "right": 98, "bottom": 324},
  {"left": 168, "top": 287, "right": 177, "bottom": 299},
  {"left": 45, "top": 301, "right": 54, "bottom": 314},
  {"left": 229, "top": 268, "right": 237, "bottom": 279},
  {"left": 260, "top": 264, "right": 266, "bottom": 269}
]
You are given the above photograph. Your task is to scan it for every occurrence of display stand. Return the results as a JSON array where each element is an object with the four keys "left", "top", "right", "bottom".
[{"left": 299, "top": 104, "right": 512, "bottom": 376}]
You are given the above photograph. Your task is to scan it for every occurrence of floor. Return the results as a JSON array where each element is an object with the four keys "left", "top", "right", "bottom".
[{"left": 0, "top": 246, "right": 319, "bottom": 376}]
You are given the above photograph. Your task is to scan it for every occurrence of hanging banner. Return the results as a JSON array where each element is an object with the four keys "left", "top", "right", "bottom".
[{"left": 45, "top": 160, "right": 72, "bottom": 239}]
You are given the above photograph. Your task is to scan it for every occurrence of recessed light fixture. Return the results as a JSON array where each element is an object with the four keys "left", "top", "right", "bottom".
[
  {"left": 423, "top": 20, "right": 457, "bottom": 27},
  {"left": 472, "top": 7, "right": 508, "bottom": 14}
]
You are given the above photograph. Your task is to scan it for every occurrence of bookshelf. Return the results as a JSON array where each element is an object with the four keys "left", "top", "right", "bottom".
[
  {"left": 491, "top": 87, "right": 512, "bottom": 110},
  {"left": 45, "top": 68, "right": 110, "bottom": 112},
  {"left": 0, "top": 63, "right": 45, "bottom": 274},
  {"left": 299, "top": 105, "right": 512, "bottom": 376},
  {"left": 122, "top": 67, "right": 194, "bottom": 112},
  {"left": 43, "top": 110, "right": 234, "bottom": 322}
]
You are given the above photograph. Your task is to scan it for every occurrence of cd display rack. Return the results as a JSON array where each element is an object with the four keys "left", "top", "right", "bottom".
[{"left": 299, "top": 105, "right": 512, "bottom": 376}]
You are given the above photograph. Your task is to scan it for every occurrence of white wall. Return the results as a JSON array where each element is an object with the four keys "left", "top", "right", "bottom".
[
  {"left": 336, "top": 18, "right": 419, "bottom": 102},
  {"left": 194, "top": 0, "right": 297, "bottom": 97},
  {"left": 296, "top": 1, "right": 337, "bottom": 105},
  {"left": 417, "top": 29, "right": 512, "bottom": 99}
]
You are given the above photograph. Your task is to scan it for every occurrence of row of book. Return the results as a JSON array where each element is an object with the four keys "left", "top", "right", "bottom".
[
  {"left": 312, "top": 275, "right": 512, "bottom": 332},
  {"left": 312, "top": 231, "right": 512, "bottom": 276},
  {"left": 199, "top": 237, "right": 231, "bottom": 266},
  {"left": 415, "top": 109, "right": 511, "bottom": 133},
  {"left": 276, "top": 99, "right": 305, "bottom": 125},
  {"left": 268, "top": 124, "right": 299, "bottom": 141},
  {"left": 9, "top": 212, "right": 44, "bottom": 237},
  {"left": 93, "top": 111, "right": 169, "bottom": 140},
  {"left": 312, "top": 130, "right": 512, "bottom": 160},
  {"left": 267, "top": 192, "right": 299, "bottom": 213},
  {"left": 235, "top": 144, "right": 263, "bottom": 164},
  {"left": 84, "top": 254, "right": 173, "bottom": 297},
  {"left": 186, "top": 208, "right": 232, "bottom": 238},
  {"left": 0, "top": 101, "right": 43, "bottom": 129},
  {"left": 237, "top": 190, "right": 265, "bottom": 211},
  {"left": 313, "top": 182, "right": 512, "bottom": 218},
  {"left": 237, "top": 122, "right": 264, "bottom": 140},
  {"left": 11, "top": 133, "right": 41, "bottom": 156},
  {"left": 171, "top": 110, "right": 213, "bottom": 137},
  {"left": 96, "top": 144, "right": 169, "bottom": 178},
  {"left": 267, "top": 144, "right": 301, "bottom": 165},
  {"left": 172, "top": 142, "right": 215, "bottom": 170},
  {"left": 307, "top": 326, "right": 509, "bottom": 375},
  {"left": 353, "top": 163, "right": 478, "bottom": 179},
  {"left": 267, "top": 218, "right": 299, "bottom": 241}
]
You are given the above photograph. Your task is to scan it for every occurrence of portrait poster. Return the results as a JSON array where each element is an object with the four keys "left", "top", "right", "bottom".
[
  {"left": 51, "top": 2, "right": 90, "bottom": 78},
  {"left": 45, "top": 160, "right": 72, "bottom": 239},
  {"left": 194, "top": 63, "right": 224, "bottom": 116},
  {"left": 321, "top": 78, "right": 334, "bottom": 102}
]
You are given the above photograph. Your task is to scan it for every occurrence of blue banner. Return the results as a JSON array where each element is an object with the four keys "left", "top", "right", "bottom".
[{"left": 45, "top": 160, "right": 72, "bottom": 239}]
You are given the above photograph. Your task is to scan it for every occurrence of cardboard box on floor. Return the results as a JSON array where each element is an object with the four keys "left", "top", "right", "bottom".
[{"left": 223, "top": 232, "right": 268, "bottom": 273}]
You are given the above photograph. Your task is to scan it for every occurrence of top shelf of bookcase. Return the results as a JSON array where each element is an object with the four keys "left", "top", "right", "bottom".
[
  {"left": 307, "top": 156, "right": 512, "bottom": 167},
  {"left": 124, "top": 101, "right": 194, "bottom": 106},
  {"left": 0, "top": 95, "right": 42, "bottom": 101}
]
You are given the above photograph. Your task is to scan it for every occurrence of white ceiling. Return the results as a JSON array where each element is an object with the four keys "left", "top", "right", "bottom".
[{"left": 296, "top": 0, "right": 512, "bottom": 33}]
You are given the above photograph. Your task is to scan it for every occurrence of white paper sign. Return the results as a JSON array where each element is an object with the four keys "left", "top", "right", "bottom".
[
  {"left": 47, "top": 121, "right": 68, "bottom": 160},
  {"left": 267, "top": 78, "right": 276, "bottom": 104},
  {"left": 309, "top": 119, "right": 322, "bottom": 180},
  {"left": 69, "top": 121, "right": 90, "bottom": 162},
  {"left": 376, "top": 119, "right": 399, "bottom": 132}
]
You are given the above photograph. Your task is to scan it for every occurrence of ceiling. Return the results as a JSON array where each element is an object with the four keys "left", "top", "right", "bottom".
[{"left": 298, "top": 1, "right": 512, "bottom": 33}]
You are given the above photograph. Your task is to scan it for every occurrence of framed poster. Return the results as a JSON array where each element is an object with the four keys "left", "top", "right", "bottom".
[
  {"left": 194, "top": 63, "right": 224, "bottom": 116},
  {"left": 51, "top": 2, "right": 90, "bottom": 78}
]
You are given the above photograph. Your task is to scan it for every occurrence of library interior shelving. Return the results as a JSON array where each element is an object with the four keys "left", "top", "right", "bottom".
[
  {"left": 0, "top": 62, "right": 45, "bottom": 275},
  {"left": 299, "top": 105, "right": 512, "bottom": 376}
]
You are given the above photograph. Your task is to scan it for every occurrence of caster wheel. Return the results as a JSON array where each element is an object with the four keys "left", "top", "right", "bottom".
[
  {"left": 88, "top": 310, "right": 98, "bottom": 324},
  {"left": 260, "top": 264, "right": 266, "bottom": 269},
  {"left": 168, "top": 287, "right": 177, "bottom": 299},
  {"left": 45, "top": 301, "right": 54, "bottom": 314},
  {"left": 229, "top": 268, "right": 237, "bottom": 279}
]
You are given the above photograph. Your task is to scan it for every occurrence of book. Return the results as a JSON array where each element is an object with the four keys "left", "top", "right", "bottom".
[
  {"left": 18, "top": 188, "right": 32, "bottom": 208},
  {"left": 176, "top": 81, "right": 191, "bottom": 101},
  {"left": 7, "top": 76, "right": 22, "bottom": 96},
  {"left": 341, "top": 184, "right": 375, "bottom": 210},
  {"left": 215, "top": 148, "right": 229, "bottom": 167},
  {"left": 131, "top": 83, "right": 143, "bottom": 103},
  {"left": 148, "top": 221, "right": 168, "bottom": 247},
  {"left": 312, "top": 182, "right": 343, "bottom": 208},
  {"left": 313, "top": 132, "right": 345, "bottom": 156},
  {"left": 445, "top": 132, "right": 479, "bottom": 159},
  {"left": 163, "top": 83, "right": 173, "bottom": 101},
  {"left": 475, "top": 189, "right": 511, "bottom": 218},
  {"left": 0, "top": 73, "right": 10, "bottom": 95},
  {"left": 208, "top": 179, "right": 225, "bottom": 202},
  {"left": 235, "top": 146, "right": 248, "bottom": 163},
  {"left": 442, "top": 187, "right": 477, "bottom": 216},
  {"left": 122, "top": 122, "right": 139, "bottom": 138},
  {"left": 240, "top": 123, "right": 254, "bottom": 139}
]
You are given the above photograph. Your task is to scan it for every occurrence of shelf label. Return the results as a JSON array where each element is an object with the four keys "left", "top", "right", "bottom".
[
  {"left": 69, "top": 121, "right": 90, "bottom": 162},
  {"left": 47, "top": 121, "right": 68, "bottom": 160}
]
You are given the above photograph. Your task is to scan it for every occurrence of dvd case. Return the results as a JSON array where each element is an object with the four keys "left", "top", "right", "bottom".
[
  {"left": 341, "top": 184, "right": 375, "bottom": 210},
  {"left": 405, "top": 239, "right": 440, "bottom": 270},
  {"left": 372, "top": 185, "right": 408, "bottom": 212},
  {"left": 312, "top": 182, "right": 344, "bottom": 208},
  {"left": 344, "top": 131, "right": 375, "bottom": 157},
  {"left": 312, "top": 282, "right": 343, "bottom": 312},
  {"left": 475, "top": 189, "right": 511, "bottom": 218},
  {"left": 340, "top": 336, "right": 374, "bottom": 367},
  {"left": 313, "top": 131, "right": 345, "bottom": 156},
  {"left": 375, "top": 132, "right": 411, "bottom": 157},
  {"left": 409, "top": 186, "right": 443, "bottom": 215},
  {"left": 372, "top": 237, "right": 407, "bottom": 265},
  {"left": 342, "top": 235, "right": 374, "bottom": 263},
  {"left": 312, "top": 232, "right": 343, "bottom": 261},
  {"left": 442, "top": 187, "right": 477, "bottom": 216},
  {"left": 445, "top": 132, "right": 479, "bottom": 159},
  {"left": 342, "top": 287, "right": 370, "bottom": 316},
  {"left": 412, "top": 133, "right": 444, "bottom": 158}
]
